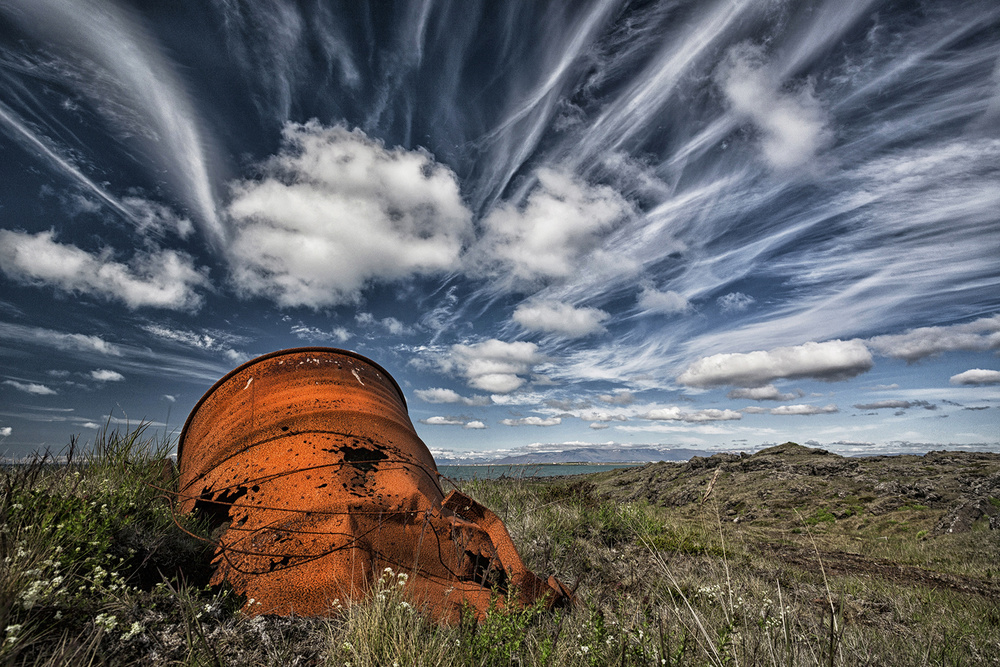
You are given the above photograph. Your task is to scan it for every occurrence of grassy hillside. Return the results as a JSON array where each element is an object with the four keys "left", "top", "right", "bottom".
[{"left": 2, "top": 431, "right": 998, "bottom": 665}]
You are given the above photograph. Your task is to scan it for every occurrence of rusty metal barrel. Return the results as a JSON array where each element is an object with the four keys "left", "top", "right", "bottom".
[{"left": 177, "top": 347, "right": 570, "bottom": 621}]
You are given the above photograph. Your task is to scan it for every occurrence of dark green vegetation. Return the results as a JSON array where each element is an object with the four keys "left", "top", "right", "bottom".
[{"left": 2, "top": 433, "right": 998, "bottom": 665}]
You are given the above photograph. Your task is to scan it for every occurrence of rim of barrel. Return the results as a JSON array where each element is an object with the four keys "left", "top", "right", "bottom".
[{"left": 177, "top": 347, "right": 408, "bottom": 463}]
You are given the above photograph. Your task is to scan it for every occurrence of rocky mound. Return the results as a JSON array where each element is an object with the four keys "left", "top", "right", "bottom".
[{"left": 586, "top": 443, "right": 1000, "bottom": 535}]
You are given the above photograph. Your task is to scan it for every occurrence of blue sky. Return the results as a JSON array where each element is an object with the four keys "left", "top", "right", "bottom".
[{"left": 0, "top": 0, "right": 998, "bottom": 461}]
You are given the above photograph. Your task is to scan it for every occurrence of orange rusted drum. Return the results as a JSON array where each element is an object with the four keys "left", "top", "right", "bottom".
[{"left": 177, "top": 347, "right": 570, "bottom": 621}]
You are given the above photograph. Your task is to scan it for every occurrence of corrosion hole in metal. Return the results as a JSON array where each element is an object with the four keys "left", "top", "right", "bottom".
[
  {"left": 268, "top": 555, "right": 292, "bottom": 572},
  {"left": 342, "top": 445, "right": 388, "bottom": 473},
  {"left": 469, "top": 551, "right": 507, "bottom": 592},
  {"left": 193, "top": 486, "right": 248, "bottom": 528}
]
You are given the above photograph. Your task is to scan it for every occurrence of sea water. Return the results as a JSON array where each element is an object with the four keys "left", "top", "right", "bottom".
[{"left": 437, "top": 463, "right": 644, "bottom": 481}]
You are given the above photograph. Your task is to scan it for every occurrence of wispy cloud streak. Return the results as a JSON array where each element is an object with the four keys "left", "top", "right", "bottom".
[{"left": 1, "top": 0, "right": 222, "bottom": 243}]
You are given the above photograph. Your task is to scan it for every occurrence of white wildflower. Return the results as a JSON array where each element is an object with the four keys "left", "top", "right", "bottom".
[
  {"left": 121, "top": 621, "right": 144, "bottom": 640},
  {"left": 4, "top": 625, "right": 22, "bottom": 646},
  {"left": 95, "top": 613, "right": 118, "bottom": 631}
]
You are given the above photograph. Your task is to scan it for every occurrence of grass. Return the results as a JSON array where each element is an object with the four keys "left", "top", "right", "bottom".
[{"left": 2, "top": 427, "right": 998, "bottom": 665}]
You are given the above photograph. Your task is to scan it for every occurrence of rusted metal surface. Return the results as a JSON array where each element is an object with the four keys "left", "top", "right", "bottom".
[{"left": 177, "top": 347, "right": 570, "bottom": 621}]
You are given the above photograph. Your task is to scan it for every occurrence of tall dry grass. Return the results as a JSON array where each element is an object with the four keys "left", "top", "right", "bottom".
[{"left": 2, "top": 427, "right": 997, "bottom": 665}]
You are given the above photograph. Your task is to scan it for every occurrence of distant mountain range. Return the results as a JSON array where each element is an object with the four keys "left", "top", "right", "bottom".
[{"left": 435, "top": 446, "right": 713, "bottom": 465}]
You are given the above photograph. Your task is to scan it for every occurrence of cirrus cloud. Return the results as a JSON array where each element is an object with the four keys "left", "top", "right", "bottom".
[
  {"left": 0, "top": 323, "right": 121, "bottom": 356},
  {"left": 142, "top": 324, "right": 246, "bottom": 362},
  {"left": 4, "top": 380, "right": 57, "bottom": 395}
]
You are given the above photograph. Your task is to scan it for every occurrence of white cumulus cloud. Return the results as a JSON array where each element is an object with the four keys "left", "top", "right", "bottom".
[
  {"left": 678, "top": 340, "right": 873, "bottom": 388},
  {"left": 768, "top": 404, "right": 839, "bottom": 416},
  {"left": 414, "top": 388, "right": 490, "bottom": 406},
  {"left": 90, "top": 369, "right": 124, "bottom": 382},
  {"left": 0, "top": 426, "right": 11, "bottom": 437},
  {"left": 637, "top": 287, "right": 690, "bottom": 315},
  {"left": 356, "top": 312, "right": 413, "bottom": 336},
  {"left": 291, "top": 324, "right": 352, "bottom": 343},
  {"left": 441, "top": 339, "right": 544, "bottom": 394},
  {"left": 852, "top": 400, "right": 933, "bottom": 410},
  {"left": 867, "top": 315, "right": 1000, "bottom": 362},
  {"left": 512, "top": 301, "right": 609, "bottom": 337},
  {"left": 640, "top": 406, "right": 742, "bottom": 422},
  {"left": 419, "top": 416, "right": 470, "bottom": 426},
  {"left": 471, "top": 168, "right": 631, "bottom": 285},
  {"left": 950, "top": 369, "right": 1000, "bottom": 385},
  {"left": 122, "top": 197, "right": 194, "bottom": 239},
  {"left": 727, "top": 385, "right": 800, "bottom": 401},
  {"left": 597, "top": 391, "right": 634, "bottom": 406},
  {"left": 226, "top": 122, "right": 472, "bottom": 307},
  {"left": 500, "top": 416, "right": 562, "bottom": 427},
  {"left": 717, "top": 292, "right": 756, "bottom": 313},
  {"left": 717, "top": 43, "right": 833, "bottom": 170},
  {"left": 0, "top": 230, "right": 207, "bottom": 310},
  {"left": 420, "top": 417, "right": 486, "bottom": 429},
  {"left": 578, "top": 411, "right": 628, "bottom": 423}
]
